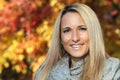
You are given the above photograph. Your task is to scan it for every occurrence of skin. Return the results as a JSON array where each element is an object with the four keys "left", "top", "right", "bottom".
[{"left": 61, "top": 12, "right": 89, "bottom": 66}]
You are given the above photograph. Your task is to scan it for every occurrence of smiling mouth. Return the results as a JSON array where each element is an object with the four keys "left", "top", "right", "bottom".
[{"left": 70, "top": 44, "right": 83, "bottom": 50}]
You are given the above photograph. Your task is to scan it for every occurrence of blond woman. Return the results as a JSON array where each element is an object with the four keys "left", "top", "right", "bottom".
[{"left": 34, "top": 3, "right": 120, "bottom": 80}]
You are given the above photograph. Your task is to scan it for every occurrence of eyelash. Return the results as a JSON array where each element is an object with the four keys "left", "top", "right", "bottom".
[
  {"left": 63, "top": 27, "right": 87, "bottom": 33},
  {"left": 79, "top": 27, "right": 87, "bottom": 31},
  {"left": 63, "top": 29, "right": 71, "bottom": 33}
]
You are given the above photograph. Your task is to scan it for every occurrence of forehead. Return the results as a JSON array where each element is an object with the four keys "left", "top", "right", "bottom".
[
  {"left": 61, "top": 12, "right": 85, "bottom": 27},
  {"left": 61, "top": 12, "right": 80, "bottom": 18}
]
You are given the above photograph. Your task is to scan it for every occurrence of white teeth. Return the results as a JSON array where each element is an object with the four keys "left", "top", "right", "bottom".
[{"left": 71, "top": 45, "right": 81, "bottom": 50}]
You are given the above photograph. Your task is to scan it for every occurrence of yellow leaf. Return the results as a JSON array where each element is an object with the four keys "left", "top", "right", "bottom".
[
  {"left": 32, "top": 64, "right": 39, "bottom": 72},
  {"left": 12, "top": 40, "right": 19, "bottom": 47},
  {"left": 14, "top": 65, "right": 21, "bottom": 73},
  {"left": 15, "top": 49, "right": 24, "bottom": 54},
  {"left": 0, "top": 0, "right": 6, "bottom": 9},
  {"left": 0, "top": 65, "right": 3, "bottom": 74},
  {"left": 0, "top": 55, "right": 6, "bottom": 63},
  {"left": 4, "top": 62, "right": 9, "bottom": 68},
  {"left": 18, "top": 54, "right": 24, "bottom": 61},
  {"left": 50, "top": 0, "right": 57, "bottom": 6},
  {"left": 57, "top": 3, "right": 64, "bottom": 9},
  {"left": 16, "top": 29, "right": 24, "bottom": 36},
  {"left": 26, "top": 47, "right": 34, "bottom": 54},
  {"left": 3, "top": 52, "right": 9, "bottom": 58},
  {"left": 38, "top": 56, "right": 46, "bottom": 64},
  {"left": 22, "top": 69, "right": 27, "bottom": 74},
  {"left": 11, "top": 60, "right": 16, "bottom": 65}
]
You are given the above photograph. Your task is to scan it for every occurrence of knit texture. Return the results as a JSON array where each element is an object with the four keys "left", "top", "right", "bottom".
[
  {"left": 48, "top": 56, "right": 120, "bottom": 80},
  {"left": 35, "top": 56, "right": 120, "bottom": 80}
]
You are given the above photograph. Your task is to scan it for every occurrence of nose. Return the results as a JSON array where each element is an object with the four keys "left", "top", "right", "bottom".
[{"left": 72, "top": 30, "right": 80, "bottom": 43}]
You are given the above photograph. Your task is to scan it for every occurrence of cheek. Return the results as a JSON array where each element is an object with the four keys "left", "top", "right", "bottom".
[
  {"left": 61, "top": 37, "right": 67, "bottom": 45},
  {"left": 81, "top": 33, "right": 89, "bottom": 42},
  {"left": 80, "top": 33, "right": 89, "bottom": 49},
  {"left": 85, "top": 34, "right": 89, "bottom": 48},
  {"left": 61, "top": 34, "right": 71, "bottom": 45}
]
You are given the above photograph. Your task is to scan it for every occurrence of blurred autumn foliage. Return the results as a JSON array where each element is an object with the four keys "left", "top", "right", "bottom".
[{"left": 0, "top": 0, "right": 120, "bottom": 80}]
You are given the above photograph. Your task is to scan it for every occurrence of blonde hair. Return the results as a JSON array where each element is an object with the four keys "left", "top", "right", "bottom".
[{"left": 35, "top": 3, "right": 108, "bottom": 80}]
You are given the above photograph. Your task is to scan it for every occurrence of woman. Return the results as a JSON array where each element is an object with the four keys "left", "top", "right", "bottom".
[{"left": 34, "top": 3, "right": 120, "bottom": 80}]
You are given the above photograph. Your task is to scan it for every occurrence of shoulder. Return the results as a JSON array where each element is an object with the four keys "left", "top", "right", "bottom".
[
  {"left": 104, "top": 57, "right": 120, "bottom": 72},
  {"left": 107, "top": 57, "right": 120, "bottom": 64},
  {"left": 34, "top": 56, "right": 69, "bottom": 80},
  {"left": 51, "top": 55, "right": 69, "bottom": 71},
  {"left": 105, "top": 57, "right": 120, "bottom": 69},
  {"left": 48, "top": 56, "right": 69, "bottom": 80},
  {"left": 103, "top": 57, "right": 120, "bottom": 80}
]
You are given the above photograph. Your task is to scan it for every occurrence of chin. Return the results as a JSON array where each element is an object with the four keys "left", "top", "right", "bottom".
[
  {"left": 70, "top": 52, "right": 88, "bottom": 59},
  {"left": 71, "top": 54, "right": 85, "bottom": 58}
]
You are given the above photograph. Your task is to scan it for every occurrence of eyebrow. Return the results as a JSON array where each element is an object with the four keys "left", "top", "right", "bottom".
[
  {"left": 78, "top": 25, "right": 86, "bottom": 27},
  {"left": 61, "top": 25, "right": 86, "bottom": 29},
  {"left": 61, "top": 27, "right": 71, "bottom": 32}
]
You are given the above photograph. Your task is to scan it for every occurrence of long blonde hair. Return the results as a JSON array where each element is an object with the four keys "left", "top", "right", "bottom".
[{"left": 35, "top": 3, "right": 108, "bottom": 80}]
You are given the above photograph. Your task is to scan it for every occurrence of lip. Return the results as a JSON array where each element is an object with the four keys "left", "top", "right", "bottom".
[
  {"left": 70, "top": 43, "right": 84, "bottom": 46},
  {"left": 70, "top": 44, "right": 83, "bottom": 50}
]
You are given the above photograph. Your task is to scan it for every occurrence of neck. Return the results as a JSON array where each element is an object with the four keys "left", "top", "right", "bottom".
[
  {"left": 69, "top": 56, "right": 81, "bottom": 68},
  {"left": 69, "top": 54, "right": 88, "bottom": 68},
  {"left": 71, "top": 57, "right": 82, "bottom": 67}
]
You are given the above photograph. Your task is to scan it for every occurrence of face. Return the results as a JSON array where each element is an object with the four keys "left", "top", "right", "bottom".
[{"left": 61, "top": 12, "right": 89, "bottom": 59}]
